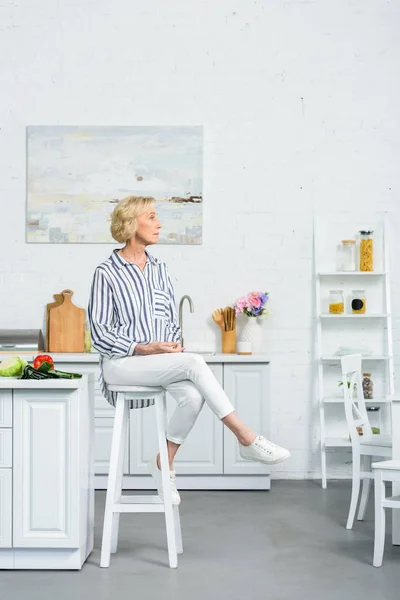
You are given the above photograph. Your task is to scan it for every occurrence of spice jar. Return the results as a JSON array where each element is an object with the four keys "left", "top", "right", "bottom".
[
  {"left": 351, "top": 290, "right": 367, "bottom": 314},
  {"left": 359, "top": 230, "right": 374, "bottom": 271},
  {"left": 362, "top": 373, "right": 374, "bottom": 399},
  {"left": 329, "top": 290, "right": 344, "bottom": 314},
  {"left": 340, "top": 239, "right": 357, "bottom": 271}
]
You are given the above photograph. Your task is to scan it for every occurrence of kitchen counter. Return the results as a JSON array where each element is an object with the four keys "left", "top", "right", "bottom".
[
  {"left": 0, "top": 351, "right": 273, "bottom": 363},
  {"left": 0, "top": 374, "right": 95, "bottom": 569}
]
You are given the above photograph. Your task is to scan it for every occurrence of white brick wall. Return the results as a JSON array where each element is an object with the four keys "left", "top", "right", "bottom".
[{"left": 0, "top": 0, "right": 399, "bottom": 479}]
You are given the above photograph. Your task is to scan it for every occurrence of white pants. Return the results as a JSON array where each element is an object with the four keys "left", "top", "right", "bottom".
[{"left": 102, "top": 352, "right": 235, "bottom": 444}]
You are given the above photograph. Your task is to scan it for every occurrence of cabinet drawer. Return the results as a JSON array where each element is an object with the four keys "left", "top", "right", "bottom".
[
  {"left": 0, "top": 429, "right": 12, "bottom": 467},
  {"left": 0, "top": 469, "right": 12, "bottom": 547},
  {"left": 0, "top": 390, "right": 12, "bottom": 427}
]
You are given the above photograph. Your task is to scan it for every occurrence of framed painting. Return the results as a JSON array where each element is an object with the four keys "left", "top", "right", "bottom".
[{"left": 26, "top": 125, "right": 203, "bottom": 244}]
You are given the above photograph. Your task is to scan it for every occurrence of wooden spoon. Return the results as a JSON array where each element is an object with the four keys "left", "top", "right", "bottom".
[
  {"left": 230, "top": 308, "right": 236, "bottom": 331},
  {"left": 212, "top": 308, "right": 225, "bottom": 330},
  {"left": 223, "top": 307, "right": 230, "bottom": 331}
]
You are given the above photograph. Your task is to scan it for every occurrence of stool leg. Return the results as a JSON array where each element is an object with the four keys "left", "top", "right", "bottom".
[
  {"left": 174, "top": 505, "right": 183, "bottom": 554},
  {"left": 100, "top": 393, "right": 128, "bottom": 568},
  {"left": 111, "top": 415, "right": 128, "bottom": 553},
  {"left": 155, "top": 391, "right": 178, "bottom": 569},
  {"left": 373, "top": 470, "right": 386, "bottom": 567},
  {"left": 162, "top": 389, "right": 183, "bottom": 554}
]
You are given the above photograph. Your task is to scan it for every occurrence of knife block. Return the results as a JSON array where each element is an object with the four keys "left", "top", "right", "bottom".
[{"left": 221, "top": 328, "right": 236, "bottom": 354}]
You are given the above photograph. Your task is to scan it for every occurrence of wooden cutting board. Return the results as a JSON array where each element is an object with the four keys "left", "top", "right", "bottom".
[
  {"left": 48, "top": 289, "right": 85, "bottom": 352},
  {"left": 46, "top": 293, "right": 64, "bottom": 351}
]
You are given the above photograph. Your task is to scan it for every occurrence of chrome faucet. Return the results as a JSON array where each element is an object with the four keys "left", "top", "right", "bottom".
[{"left": 178, "top": 295, "right": 194, "bottom": 348}]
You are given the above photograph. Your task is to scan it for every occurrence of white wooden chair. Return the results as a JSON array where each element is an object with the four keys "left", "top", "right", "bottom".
[
  {"left": 372, "top": 460, "right": 400, "bottom": 567},
  {"left": 100, "top": 385, "right": 183, "bottom": 569},
  {"left": 340, "top": 354, "right": 392, "bottom": 530}
]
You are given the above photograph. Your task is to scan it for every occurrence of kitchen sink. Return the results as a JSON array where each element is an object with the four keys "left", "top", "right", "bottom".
[{"left": 184, "top": 350, "right": 216, "bottom": 355}]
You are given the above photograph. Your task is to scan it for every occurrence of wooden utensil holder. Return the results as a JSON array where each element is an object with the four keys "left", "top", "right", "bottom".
[{"left": 221, "top": 328, "right": 236, "bottom": 354}]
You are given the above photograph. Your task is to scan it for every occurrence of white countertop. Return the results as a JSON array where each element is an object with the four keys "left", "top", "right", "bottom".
[
  {"left": 0, "top": 352, "right": 272, "bottom": 363},
  {"left": 0, "top": 373, "right": 94, "bottom": 389}
]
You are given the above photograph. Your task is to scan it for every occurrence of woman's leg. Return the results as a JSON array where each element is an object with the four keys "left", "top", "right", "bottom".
[{"left": 103, "top": 353, "right": 257, "bottom": 466}]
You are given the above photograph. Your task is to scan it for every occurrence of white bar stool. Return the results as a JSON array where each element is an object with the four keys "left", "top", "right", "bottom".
[
  {"left": 372, "top": 459, "right": 400, "bottom": 567},
  {"left": 100, "top": 384, "right": 183, "bottom": 569}
]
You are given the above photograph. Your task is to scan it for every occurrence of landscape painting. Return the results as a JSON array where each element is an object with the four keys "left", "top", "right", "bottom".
[{"left": 26, "top": 126, "right": 203, "bottom": 244}]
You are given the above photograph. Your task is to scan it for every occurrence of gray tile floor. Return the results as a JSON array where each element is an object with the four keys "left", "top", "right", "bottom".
[{"left": 1, "top": 481, "right": 399, "bottom": 600}]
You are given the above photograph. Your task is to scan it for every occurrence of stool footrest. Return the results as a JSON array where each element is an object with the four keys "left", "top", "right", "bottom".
[{"left": 113, "top": 495, "right": 165, "bottom": 513}]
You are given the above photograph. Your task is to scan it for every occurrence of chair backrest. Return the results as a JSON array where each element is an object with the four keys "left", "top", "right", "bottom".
[{"left": 340, "top": 354, "right": 373, "bottom": 447}]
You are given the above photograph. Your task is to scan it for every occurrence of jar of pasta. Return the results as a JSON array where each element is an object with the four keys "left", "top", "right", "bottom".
[
  {"left": 359, "top": 230, "right": 374, "bottom": 271},
  {"left": 351, "top": 290, "right": 367, "bottom": 314},
  {"left": 329, "top": 290, "right": 344, "bottom": 314}
]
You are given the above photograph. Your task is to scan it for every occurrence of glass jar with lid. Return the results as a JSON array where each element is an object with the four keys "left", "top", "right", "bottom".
[
  {"left": 351, "top": 289, "right": 367, "bottom": 314},
  {"left": 329, "top": 290, "right": 344, "bottom": 314},
  {"left": 340, "top": 239, "right": 357, "bottom": 271},
  {"left": 362, "top": 372, "right": 374, "bottom": 399},
  {"left": 359, "top": 230, "right": 374, "bottom": 271}
]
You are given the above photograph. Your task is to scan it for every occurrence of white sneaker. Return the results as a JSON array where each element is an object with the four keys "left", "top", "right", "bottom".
[
  {"left": 239, "top": 435, "right": 290, "bottom": 465},
  {"left": 147, "top": 456, "right": 181, "bottom": 505}
]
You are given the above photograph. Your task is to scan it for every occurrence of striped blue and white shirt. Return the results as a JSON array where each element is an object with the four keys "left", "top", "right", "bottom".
[{"left": 87, "top": 248, "right": 181, "bottom": 407}]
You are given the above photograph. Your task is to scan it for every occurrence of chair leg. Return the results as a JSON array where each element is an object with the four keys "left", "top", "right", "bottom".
[
  {"left": 346, "top": 451, "right": 361, "bottom": 530},
  {"left": 373, "top": 470, "right": 386, "bottom": 567},
  {"left": 155, "top": 391, "right": 178, "bottom": 569},
  {"left": 111, "top": 415, "right": 128, "bottom": 553},
  {"left": 357, "top": 456, "right": 372, "bottom": 521},
  {"left": 100, "top": 394, "right": 128, "bottom": 568}
]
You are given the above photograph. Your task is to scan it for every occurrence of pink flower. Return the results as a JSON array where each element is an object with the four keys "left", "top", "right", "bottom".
[{"left": 248, "top": 295, "right": 261, "bottom": 308}]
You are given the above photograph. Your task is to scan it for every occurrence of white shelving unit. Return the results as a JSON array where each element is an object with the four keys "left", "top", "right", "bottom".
[{"left": 313, "top": 214, "right": 395, "bottom": 488}]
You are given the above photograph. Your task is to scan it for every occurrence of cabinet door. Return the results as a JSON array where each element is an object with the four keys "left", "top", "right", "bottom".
[
  {"left": 13, "top": 390, "right": 80, "bottom": 548},
  {"left": 0, "top": 390, "right": 12, "bottom": 427},
  {"left": 223, "top": 364, "right": 271, "bottom": 475},
  {"left": 95, "top": 417, "right": 129, "bottom": 474},
  {"left": 129, "top": 364, "right": 224, "bottom": 475},
  {"left": 0, "top": 469, "right": 12, "bottom": 548}
]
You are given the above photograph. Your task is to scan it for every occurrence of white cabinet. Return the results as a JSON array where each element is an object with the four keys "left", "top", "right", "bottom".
[
  {"left": 223, "top": 364, "right": 271, "bottom": 475},
  {"left": 7, "top": 354, "right": 272, "bottom": 490},
  {"left": 129, "top": 364, "right": 224, "bottom": 475},
  {"left": 0, "top": 390, "right": 12, "bottom": 427},
  {"left": 0, "top": 469, "right": 12, "bottom": 548},
  {"left": 95, "top": 417, "right": 129, "bottom": 474},
  {"left": 13, "top": 390, "right": 80, "bottom": 548},
  {"left": 0, "top": 376, "right": 94, "bottom": 569}
]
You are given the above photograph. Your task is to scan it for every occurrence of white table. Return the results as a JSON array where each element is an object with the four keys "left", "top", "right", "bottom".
[{"left": 391, "top": 393, "right": 400, "bottom": 545}]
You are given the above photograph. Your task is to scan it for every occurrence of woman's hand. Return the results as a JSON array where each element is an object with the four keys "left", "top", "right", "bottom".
[{"left": 134, "top": 342, "right": 184, "bottom": 355}]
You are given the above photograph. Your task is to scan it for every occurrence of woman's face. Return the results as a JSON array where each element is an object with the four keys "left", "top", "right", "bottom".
[{"left": 134, "top": 207, "right": 162, "bottom": 245}]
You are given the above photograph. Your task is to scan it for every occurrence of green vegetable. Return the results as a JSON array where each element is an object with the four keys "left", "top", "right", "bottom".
[
  {"left": 51, "top": 369, "right": 82, "bottom": 379},
  {"left": 37, "top": 361, "right": 55, "bottom": 373},
  {"left": 20, "top": 365, "right": 82, "bottom": 380},
  {"left": 0, "top": 356, "right": 28, "bottom": 377}
]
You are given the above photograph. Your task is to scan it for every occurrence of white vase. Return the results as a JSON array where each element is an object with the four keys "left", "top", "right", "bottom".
[{"left": 239, "top": 317, "right": 264, "bottom": 353}]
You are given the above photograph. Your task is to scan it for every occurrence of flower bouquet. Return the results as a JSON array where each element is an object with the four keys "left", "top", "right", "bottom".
[
  {"left": 234, "top": 291, "right": 270, "bottom": 352},
  {"left": 234, "top": 291, "right": 270, "bottom": 318}
]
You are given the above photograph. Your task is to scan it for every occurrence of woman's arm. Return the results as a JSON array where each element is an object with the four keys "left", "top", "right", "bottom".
[{"left": 88, "top": 268, "right": 137, "bottom": 357}]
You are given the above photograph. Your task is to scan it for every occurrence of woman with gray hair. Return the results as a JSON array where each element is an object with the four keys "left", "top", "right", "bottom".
[{"left": 88, "top": 195, "right": 290, "bottom": 505}]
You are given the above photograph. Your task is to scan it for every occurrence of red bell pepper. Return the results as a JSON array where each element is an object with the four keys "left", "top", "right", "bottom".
[{"left": 33, "top": 354, "right": 54, "bottom": 370}]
